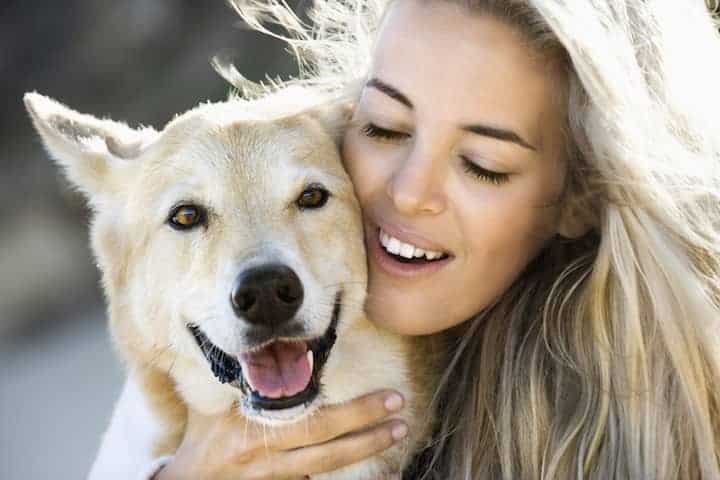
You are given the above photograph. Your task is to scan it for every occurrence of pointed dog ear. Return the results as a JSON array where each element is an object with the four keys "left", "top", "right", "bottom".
[{"left": 24, "top": 92, "right": 157, "bottom": 201}]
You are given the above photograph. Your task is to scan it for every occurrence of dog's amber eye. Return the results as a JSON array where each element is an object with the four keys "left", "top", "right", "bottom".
[
  {"left": 297, "top": 184, "right": 330, "bottom": 209},
  {"left": 169, "top": 205, "right": 205, "bottom": 230}
]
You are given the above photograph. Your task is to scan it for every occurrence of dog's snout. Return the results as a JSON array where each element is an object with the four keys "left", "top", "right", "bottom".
[{"left": 231, "top": 264, "right": 304, "bottom": 326}]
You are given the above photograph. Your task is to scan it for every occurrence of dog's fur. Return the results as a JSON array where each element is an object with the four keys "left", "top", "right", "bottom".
[{"left": 25, "top": 87, "right": 441, "bottom": 479}]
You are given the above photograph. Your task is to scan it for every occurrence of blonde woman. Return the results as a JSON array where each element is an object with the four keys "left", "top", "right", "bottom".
[{"left": 89, "top": 0, "right": 720, "bottom": 478}]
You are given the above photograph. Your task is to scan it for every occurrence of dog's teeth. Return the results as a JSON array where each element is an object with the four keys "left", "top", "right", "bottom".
[{"left": 307, "top": 350, "right": 314, "bottom": 372}]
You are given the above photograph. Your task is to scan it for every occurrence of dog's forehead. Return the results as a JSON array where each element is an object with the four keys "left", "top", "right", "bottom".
[
  {"left": 172, "top": 88, "right": 331, "bottom": 131},
  {"left": 135, "top": 97, "right": 349, "bottom": 209},
  {"left": 164, "top": 98, "right": 337, "bottom": 172}
]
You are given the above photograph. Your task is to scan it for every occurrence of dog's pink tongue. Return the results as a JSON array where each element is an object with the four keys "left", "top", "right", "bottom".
[{"left": 240, "top": 342, "right": 312, "bottom": 399}]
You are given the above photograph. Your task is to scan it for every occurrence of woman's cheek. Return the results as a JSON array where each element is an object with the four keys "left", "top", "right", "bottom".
[{"left": 343, "top": 136, "right": 384, "bottom": 201}]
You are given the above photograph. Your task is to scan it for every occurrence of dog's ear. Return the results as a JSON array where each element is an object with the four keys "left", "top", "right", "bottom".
[
  {"left": 24, "top": 92, "right": 157, "bottom": 200},
  {"left": 308, "top": 101, "right": 354, "bottom": 147}
]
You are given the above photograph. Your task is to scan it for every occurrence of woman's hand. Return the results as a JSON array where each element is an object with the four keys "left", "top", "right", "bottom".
[{"left": 155, "top": 390, "right": 407, "bottom": 480}]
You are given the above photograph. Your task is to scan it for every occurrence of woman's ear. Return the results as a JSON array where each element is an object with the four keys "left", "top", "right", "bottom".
[
  {"left": 556, "top": 197, "right": 596, "bottom": 239},
  {"left": 24, "top": 92, "right": 157, "bottom": 200}
]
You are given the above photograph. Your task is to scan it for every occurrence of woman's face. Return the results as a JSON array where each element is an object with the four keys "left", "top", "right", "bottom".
[{"left": 342, "top": 0, "right": 570, "bottom": 335}]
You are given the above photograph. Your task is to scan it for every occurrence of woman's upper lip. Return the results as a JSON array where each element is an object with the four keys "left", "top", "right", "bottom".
[{"left": 372, "top": 220, "right": 453, "bottom": 255}]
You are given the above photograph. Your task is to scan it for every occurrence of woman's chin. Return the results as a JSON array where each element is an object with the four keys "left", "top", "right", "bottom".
[{"left": 364, "top": 287, "right": 450, "bottom": 336}]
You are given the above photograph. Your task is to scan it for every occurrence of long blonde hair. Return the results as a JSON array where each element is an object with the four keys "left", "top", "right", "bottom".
[{"left": 224, "top": 0, "right": 720, "bottom": 477}]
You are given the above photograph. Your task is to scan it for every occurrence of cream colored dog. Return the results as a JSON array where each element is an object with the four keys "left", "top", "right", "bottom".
[{"left": 24, "top": 88, "right": 439, "bottom": 479}]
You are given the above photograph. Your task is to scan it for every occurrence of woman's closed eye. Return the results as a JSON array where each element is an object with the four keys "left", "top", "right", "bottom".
[
  {"left": 461, "top": 157, "right": 510, "bottom": 185},
  {"left": 360, "top": 122, "right": 510, "bottom": 185},
  {"left": 360, "top": 123, "right": 409, "bottom": 142}
]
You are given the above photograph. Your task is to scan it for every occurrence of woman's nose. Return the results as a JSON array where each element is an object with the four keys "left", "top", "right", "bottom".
[{"left": 386, "top": 149, "right": 446, "bottom": 216}]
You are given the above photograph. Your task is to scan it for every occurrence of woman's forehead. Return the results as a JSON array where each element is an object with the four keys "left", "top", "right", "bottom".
[{"left": 369, "top": 0, "right": 566, "bottom": 152}]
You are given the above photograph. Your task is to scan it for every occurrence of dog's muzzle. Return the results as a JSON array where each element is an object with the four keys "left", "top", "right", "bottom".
[{"left": 188, "top": 269, "right": 342, "bottom": 413}]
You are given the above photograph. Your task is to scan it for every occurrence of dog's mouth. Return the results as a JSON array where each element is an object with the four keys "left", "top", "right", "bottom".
[{"left": 188, "top": 291, "right": 341, "bottom": 412}]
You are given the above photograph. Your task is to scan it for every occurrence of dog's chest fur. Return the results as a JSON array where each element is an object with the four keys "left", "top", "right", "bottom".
[{"left": 129, "top": 313, "right": 440, "bottom": 479}]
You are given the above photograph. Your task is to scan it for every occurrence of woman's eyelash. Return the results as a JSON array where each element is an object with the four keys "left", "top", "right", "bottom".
[
  {"left": 461, "top": 157, "right": 510, "bottom": 185},
  {"left": 360, "top": 123, "right": 409, "bottom": 140},
  {"left": 360, "top": 123, "right": 509, "bottom": 185}
]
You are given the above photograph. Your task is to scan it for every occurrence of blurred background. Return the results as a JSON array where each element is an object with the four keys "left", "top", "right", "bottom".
[{"left": 0, "top": 1, "right": 298, "bottom": 478}]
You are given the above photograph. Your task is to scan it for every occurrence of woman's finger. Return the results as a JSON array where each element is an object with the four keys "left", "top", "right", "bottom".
[
  {"left": 177, "top": 391, "right": 406, "bottom": 479},
  {"left": 267, "top": 418, "right": 408, "bottom": 478},
  {"left": 268, "top": 389, "right": 405, "bottom": 450}
]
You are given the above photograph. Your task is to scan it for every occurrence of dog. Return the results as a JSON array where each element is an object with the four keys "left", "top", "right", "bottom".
[{"left": 24, "top": 86, "right": 441, "bottom": 478}]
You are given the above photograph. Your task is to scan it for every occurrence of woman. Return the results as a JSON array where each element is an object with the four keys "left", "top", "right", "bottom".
[{"left": 90, "top": 0, "right": 720, "bottom": 478}]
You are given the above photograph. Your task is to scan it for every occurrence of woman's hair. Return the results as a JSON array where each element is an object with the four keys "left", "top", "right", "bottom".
[{"left": 224, "top": 0, "right": 720, "bottom": 478}]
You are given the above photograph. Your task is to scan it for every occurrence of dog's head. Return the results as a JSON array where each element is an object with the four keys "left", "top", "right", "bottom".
[{"left": 25, "top": 89, "right": 367, "bottom": 423}]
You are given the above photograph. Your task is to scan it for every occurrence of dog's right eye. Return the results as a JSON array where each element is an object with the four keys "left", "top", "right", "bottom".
[
  {"left": 168, "top": 204, "right": 206, "bottom": 230},
  {"left": 296, "top": 184, "right": 330, "bottom": 210}
]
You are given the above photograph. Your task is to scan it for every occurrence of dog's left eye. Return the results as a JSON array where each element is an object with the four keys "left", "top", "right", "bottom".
[
  {"left": 296, "top": 184, "right": 330, "bottom": 210},
  {"left": 168, "top": 204, "right": 206, "bottom": 230}
]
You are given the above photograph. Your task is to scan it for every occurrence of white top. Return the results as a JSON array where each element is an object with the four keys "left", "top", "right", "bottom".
[{"left": 87, "top": 374, "right": 172, "bottom": 480}]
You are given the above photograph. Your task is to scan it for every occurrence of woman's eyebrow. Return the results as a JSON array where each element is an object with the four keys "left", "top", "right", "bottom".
[
  {"left": 366, "top": 77, "right": 414, "bottom": 109},
  {"left": 461, "top": 124, "right": 537, "bottom": 151},
  {"left": 366, "top": 77, "right": 537, "bottom": 152}
]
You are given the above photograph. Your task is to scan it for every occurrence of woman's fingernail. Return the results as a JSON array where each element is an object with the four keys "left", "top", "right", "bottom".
[
  {"left": 391, "top": 422, "right": 408, "bottom": 440},
  {"left": 384, "top": 393, "right": 403, "bottom": 411}
]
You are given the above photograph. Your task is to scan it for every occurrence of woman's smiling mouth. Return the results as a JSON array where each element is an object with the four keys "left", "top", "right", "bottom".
[
  {"left": 369, "top": 223, "right": 453, "bottom": 278},
  {"left": 379, "top": 229, "right": 448, "bottom": 261}
]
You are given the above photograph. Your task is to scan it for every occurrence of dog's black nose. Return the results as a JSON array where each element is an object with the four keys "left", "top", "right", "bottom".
[{"left": 231, "top": 264, "right": 304, "bottom": 326}]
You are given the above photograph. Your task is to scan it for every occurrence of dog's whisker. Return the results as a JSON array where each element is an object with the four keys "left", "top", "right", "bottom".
[
  {"left": 337, "top": 300, "right": 366, "bottom": 310},
  {"left": 242, "top": 415, "right": 250, "bottom": 449},
  {"left": 315, "top": 299, "right": 366, "bottom": 313},
  {"left": 303, "top": 412, "right": 311, "bottom": 439},
  {"left": 316, "top": 295, "right": 365, "bottom": 307},
  {"left": 320, "top": 280, "right": 366, "bottom": 290},
  {"left": 191, "top": 314, "right": 221, "bottom": 327},
  {"left": 262, "top": 423, "right": 271, "bottom": 456},
  {"left": 143, "top": 343, "right": 173, "bottom": 370},
  {"left": 166, "top": 350, "right": 179, "bottom": 378}
]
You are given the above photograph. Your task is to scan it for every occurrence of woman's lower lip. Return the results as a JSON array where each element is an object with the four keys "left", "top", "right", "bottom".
[{"left": 368, "top": 228, "right": 452, "bottom": 278}]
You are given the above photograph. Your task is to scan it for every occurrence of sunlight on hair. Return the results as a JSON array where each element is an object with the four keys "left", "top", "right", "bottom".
[{"left": 227, "top": 0, "right": 720, "bottom": 478}]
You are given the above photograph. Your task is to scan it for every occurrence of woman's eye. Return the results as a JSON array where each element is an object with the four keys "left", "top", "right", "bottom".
[
  {"left": 360, "top": 123, "right": 409, "bottom": 141},
  {"left": 461, "top": 157, "right": 510, "bottom": 185},
  {"left": 168, "top": 204, "right": 207, "bottom": 230}
]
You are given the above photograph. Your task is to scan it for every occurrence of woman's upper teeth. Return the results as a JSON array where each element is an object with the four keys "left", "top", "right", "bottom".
[{"left": 379, "top": 230, "right": 444, "bottom": 260}]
